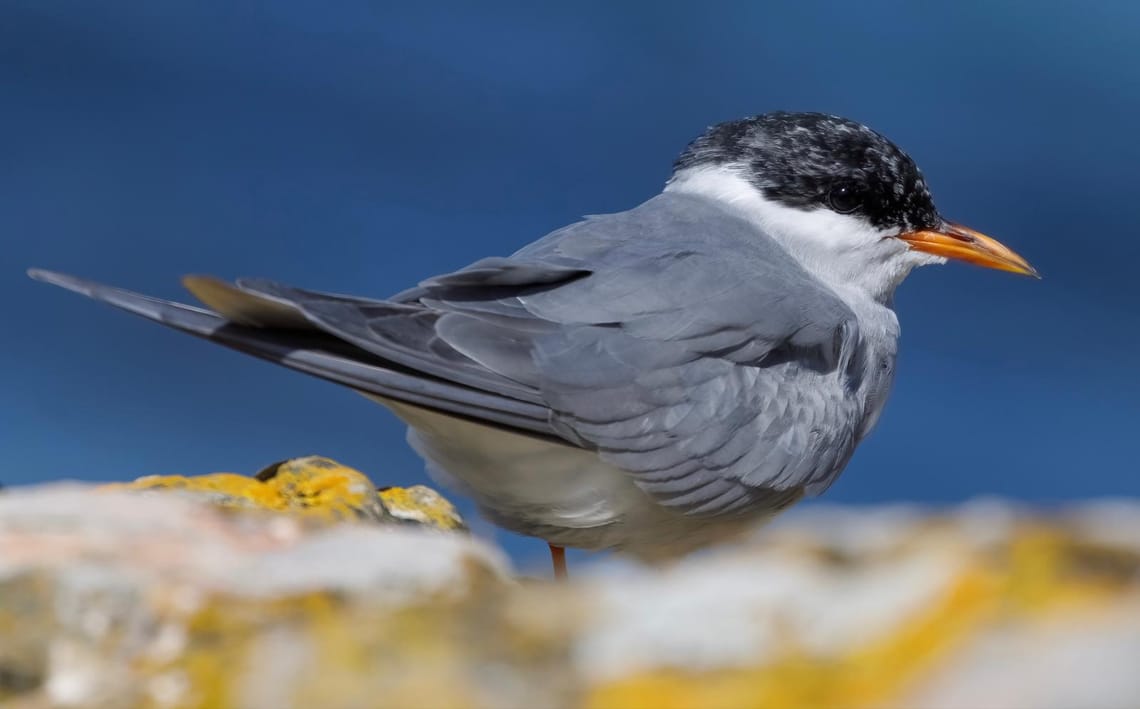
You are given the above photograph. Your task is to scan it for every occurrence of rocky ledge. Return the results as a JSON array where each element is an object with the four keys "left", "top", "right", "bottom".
[{"left": 1, "top": 457, "right": 1137, "bottom": 709}]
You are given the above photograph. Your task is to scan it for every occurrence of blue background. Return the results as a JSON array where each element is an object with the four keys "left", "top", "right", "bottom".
[{"left": 4, "top": 1, "right": 1137, "bottom": 570}]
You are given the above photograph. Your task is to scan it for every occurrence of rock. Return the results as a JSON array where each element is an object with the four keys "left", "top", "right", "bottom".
[
  {"left": 0, "top": 459, "right": 537, "bottom": 709},
  {"left": 0, "top": 459, "right": 1137, "bottom": 708},
  {"left": 581, "top": 501, "right": 1140, "bottom": 709},
  {"left": 102, "top": 455, "right": 466, "bottom": 531}
]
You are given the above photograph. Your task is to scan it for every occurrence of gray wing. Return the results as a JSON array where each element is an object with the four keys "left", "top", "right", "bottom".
[
  {"left": 29, "top": 192, "right": 865, "bottom": 516},
  {"left": 417, "top": 193, "right": 866, "bottom": 515},
  {"left": 25, "top": 269, "right": 557, "bottom": 438}
]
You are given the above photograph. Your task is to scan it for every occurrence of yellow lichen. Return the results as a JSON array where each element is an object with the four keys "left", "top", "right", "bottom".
[
  {"left": 255, "top": 457, "right": 387, "bottom": 523},
  {"left": 585, "top": 566, "right": 999, "bottom": 709},
  {"left": 378, "top": 485, "right": 466, "bottom": 531},
  {"left": 100, "top": 456, "right": 466, "bottom": 531},
  {"left": 586, "top": 523, "right": 1140, "bottom": 709},
  {"left": 133, "top": 578, "right": 571, "bottom": 709}
]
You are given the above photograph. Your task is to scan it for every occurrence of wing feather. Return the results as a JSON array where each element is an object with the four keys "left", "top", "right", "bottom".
[{"left": 30, "top": 191, "right": 869, "bottom": 518}]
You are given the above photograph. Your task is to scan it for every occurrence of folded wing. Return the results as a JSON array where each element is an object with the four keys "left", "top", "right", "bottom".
[{"left": 29, "top": 192, "right": 865, "bottom": 517}]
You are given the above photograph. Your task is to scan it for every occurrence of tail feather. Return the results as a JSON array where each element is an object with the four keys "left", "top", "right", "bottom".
[
  {"left": 26, "top": 269, "right": 558, "bottom": 439},
  {"left": 182, "top": 275, "right": 312, "bottom": 328}
]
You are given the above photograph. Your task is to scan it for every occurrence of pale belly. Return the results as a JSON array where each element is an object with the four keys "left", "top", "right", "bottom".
[{"left": 373, "top": 397, "right": 781, "bottom": 561}]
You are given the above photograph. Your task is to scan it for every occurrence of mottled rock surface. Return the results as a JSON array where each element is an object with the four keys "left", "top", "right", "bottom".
[
  {"left": 0, "top": 457, "right": 1137, "bottom": 708},
  {"left": 103, "top": 455, "right": 466, "bottom": 531}
]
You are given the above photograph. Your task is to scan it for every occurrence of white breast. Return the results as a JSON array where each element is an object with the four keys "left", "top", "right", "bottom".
[{"left": 372, "top": 397, "right": 769, "bottom": 560}]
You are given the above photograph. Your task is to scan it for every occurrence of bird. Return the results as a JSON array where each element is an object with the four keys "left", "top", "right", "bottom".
[{"left": 29, "top": 111, "right": 1037, "bottom": 578}]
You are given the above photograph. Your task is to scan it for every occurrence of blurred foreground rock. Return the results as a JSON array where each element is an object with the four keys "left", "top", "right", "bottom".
[{"left": 0, "top": 457, "right": 1137, "bottom": 709}]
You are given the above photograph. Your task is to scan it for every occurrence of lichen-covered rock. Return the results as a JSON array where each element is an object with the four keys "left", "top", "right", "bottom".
[
  {"left": 102, "top": 456, "right": 465, "bottom": 531},
  {"left": 0, "top": 459, "right": 1137, "bottom": 709},
  {"left": 581, "top": 502, "right": 1140, "bottom": 709},
  {"left": 0, "top": 483, "right": 530, "bottom": 709}
]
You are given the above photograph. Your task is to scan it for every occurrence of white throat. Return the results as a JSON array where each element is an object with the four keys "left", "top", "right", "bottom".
[{"left": 664, "top": 166, "right": 943, "bottom": 304}]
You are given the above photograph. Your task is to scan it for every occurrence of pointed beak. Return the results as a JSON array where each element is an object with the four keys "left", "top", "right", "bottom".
[{"left": 899, "top": 222, "right": 1039, "bottom": 278}]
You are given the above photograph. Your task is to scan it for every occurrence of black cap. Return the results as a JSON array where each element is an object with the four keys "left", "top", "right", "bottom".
[{"left": 673, "top": 112, "right": 941, "bottom": 233}]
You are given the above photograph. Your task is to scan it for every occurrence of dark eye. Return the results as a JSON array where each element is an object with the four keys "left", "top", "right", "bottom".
[{"left": 828, "top": 184, "right": 862, "bottom": 214}]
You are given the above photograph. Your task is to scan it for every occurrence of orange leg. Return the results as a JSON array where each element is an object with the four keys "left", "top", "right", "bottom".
[{"left": 549, "top": 543, "right": 567, "bottom": 580}]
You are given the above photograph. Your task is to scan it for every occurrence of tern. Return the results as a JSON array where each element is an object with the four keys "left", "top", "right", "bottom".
[{"left": 30, "top": 112, "right": 1037, "bottom": 577}]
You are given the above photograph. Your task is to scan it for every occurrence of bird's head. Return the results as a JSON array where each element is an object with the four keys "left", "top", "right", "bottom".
[{"left": 665, "top": 112, "right": 1037, "bottom": 301}]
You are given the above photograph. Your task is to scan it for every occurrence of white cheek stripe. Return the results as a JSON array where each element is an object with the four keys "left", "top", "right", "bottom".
[{"left": 665, "top": 167, "right": 942, "bottom": 302}]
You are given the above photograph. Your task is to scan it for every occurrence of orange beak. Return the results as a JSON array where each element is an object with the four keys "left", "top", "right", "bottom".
[{"left": 899, "top": 222, "right": 1039, "bottom": 278}]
